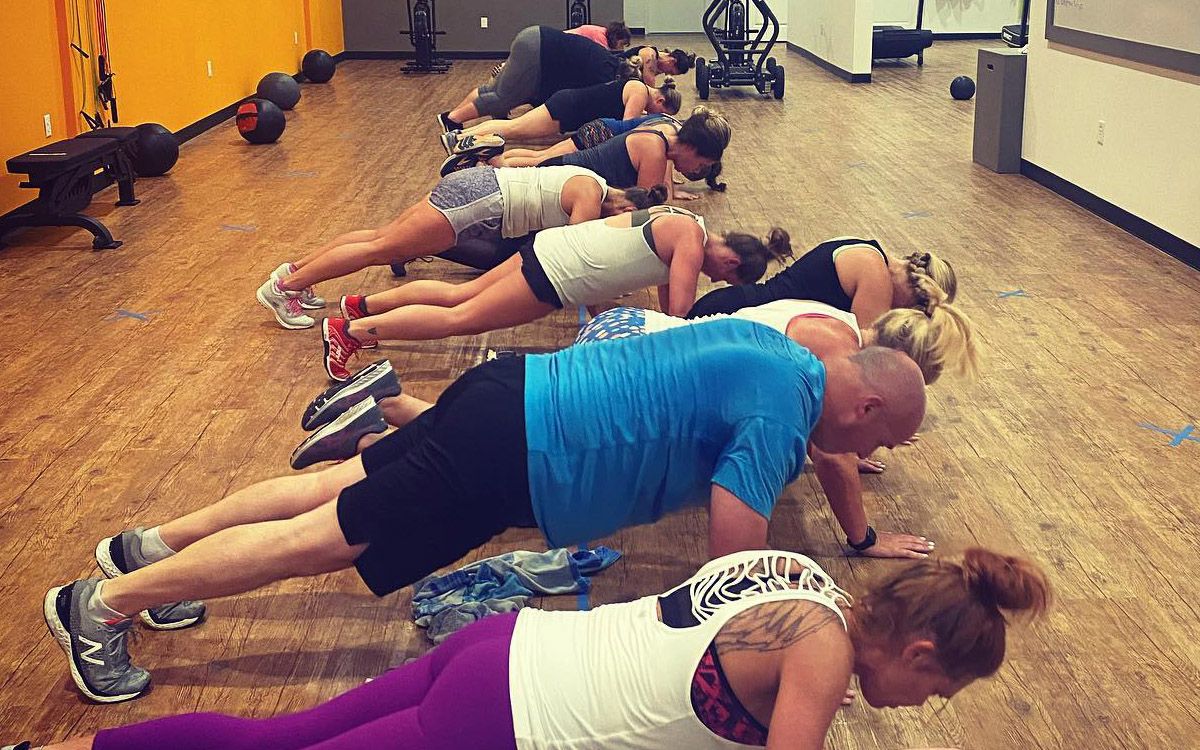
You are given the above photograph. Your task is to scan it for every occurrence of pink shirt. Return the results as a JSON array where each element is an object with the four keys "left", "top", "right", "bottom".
[{"left": 566, "top": 24, "right": 609, "bottom": 48}]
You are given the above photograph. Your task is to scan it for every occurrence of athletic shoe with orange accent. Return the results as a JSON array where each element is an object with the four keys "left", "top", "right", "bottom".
[
  {"left": 322, "top": 317, "right": 362, "bottom": 382},
  {"left": 339, "top": 295, "right": 377, "bottom": 349}
]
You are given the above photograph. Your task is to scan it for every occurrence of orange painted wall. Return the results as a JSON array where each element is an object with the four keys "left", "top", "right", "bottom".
[
  {"left": 1, "top": 1, "right": 344, "bottom": 216},
  {"left": 308, "top": 0, "right": 347, "bottom": 55},
  {"left": 0, "top": 1, "right": 72, "bottom": 215}
]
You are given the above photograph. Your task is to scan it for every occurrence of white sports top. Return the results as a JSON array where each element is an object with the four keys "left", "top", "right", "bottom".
[
  {"left": 508, "top": 550, "right": 850, "bottom": 749},
  {"left": 645, "top": 298, "right": 863, "bottom": 345},
  {"left": 496, "top": 166, "right": 608, "bottom": 239},
  {"left": 533, "top": 206, "right": 707, "bottom": 307}
]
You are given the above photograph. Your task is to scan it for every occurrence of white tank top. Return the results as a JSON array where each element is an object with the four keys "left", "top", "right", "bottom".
[
  {"left": 644, "top": 299, "right": 863, "bottom": 345},
  {"left": 508, "top": 550, "right": 850, "bottom": 750},
  {"left": 533, "top": 207, "right": 706, "bottom": 307},
  {"left": 495, "top": 166, "right": 608, "bottom": 239}
]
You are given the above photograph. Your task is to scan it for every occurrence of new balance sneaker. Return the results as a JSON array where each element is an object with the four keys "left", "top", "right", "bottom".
[
  {"left": 301, "top": 359, "right": 401, "bottom": 431},
  {"left": 322, "top": 317, "right": 364, "bottom": 382},
  {"left": 44, "top": 579, "right": 151, "bottom": 703},
  {"left": 271, "top": 262, "right": 326, "bottom": 310},
  {"left": 452, "top": 133, "right": 505, "bottom": 156},
  {"left": 95, "top": 529, "right": 206, "bottom": 631},
  {"left": 340, "top": 295, "right": 377, "bottom": 349},
  {"left": 291, "top": 397, "right": 388, "bottom": 469},
  {"left": 435, "top": 111, "right": 460, "bottom": 134},
  {"left": 256, "top": 278, "right": 315, "bottom": 330}
]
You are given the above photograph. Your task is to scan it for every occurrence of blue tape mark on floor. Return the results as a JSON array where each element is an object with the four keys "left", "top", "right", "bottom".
[
  {"left": 1138, "top": 423, "right": 1200, "bottom": 447},
  {"left": 998, "top": 289, "right": 1029, "bottom": 298},
  {"left": 110, "top": 309, "right": 157, "bottom": 322},
  {"left": 902, "top": 210, "right": 932, "bottom": 218},
  {"left": 576, "top": 542, "right": 592, "bottom": 611},
  {"left": 219, "top": 224, "right": 257, "bottom": 232}
]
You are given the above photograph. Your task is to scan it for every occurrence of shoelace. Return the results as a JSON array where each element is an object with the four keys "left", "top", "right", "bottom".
[
  {"left": 285, "top": 295, "right": 306, "bottom": 317},
  {"left": 103, "top": 620, "right": 138, "bottom": 672},
  {"left": 301, "top": 286, "right": 320, "bottom": 303},
  {"left": 328, "top": 326, "right": 355, "bottom": 363}
]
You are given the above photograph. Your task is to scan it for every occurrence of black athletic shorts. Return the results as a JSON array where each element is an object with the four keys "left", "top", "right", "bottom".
[
  {"left": 337, "top": 357, "right": 536, "bottom": 596},
  {"left": 519, "top": 247, "right": 564, "bottom": 308}
]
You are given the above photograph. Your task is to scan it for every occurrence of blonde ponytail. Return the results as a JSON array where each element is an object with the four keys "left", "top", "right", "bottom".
[{"left": 872, "top": 286, "right": 980, "bottom": 384}]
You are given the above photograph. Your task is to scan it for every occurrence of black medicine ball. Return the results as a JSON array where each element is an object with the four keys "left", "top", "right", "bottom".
[
  {"left": 237, "top": 98, "right": 286, "bottom": 144},
  {"left": 257, "top": 72, "right": 302, "bottom": 110},
  {"left": 950, "top": 75, "right": 976, "bottom": 101},
  {"left": 133, "top": 122, "right": 179, "bottom": 176},
  {"left": 302, "top": 49, "right": 336, "bottom": 83}
]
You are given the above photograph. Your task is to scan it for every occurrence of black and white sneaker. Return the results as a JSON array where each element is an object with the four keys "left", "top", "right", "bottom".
[
  {"left": 435, "top": 111, "right": 459, "bottom": 134},
  {"left": 440, "top": 130, "right": 459, "bottom": 156},
  {"left": 291, "top": 397, "right": 388, "bottom": 470},
  {"left": 43, "top": 579, "right": 151, "bottom": 703},
  {"left": 95, "top": 529, "right": 206, "bottom": 631},
  {"left": 2, "top": 742, "right": 31, "bottom": 750},
  {"left": 301, "top": 359, "right": 401, "bottom": 431},
  {"left": 452, "top": 133, "right": 505, "bottom": 156}
]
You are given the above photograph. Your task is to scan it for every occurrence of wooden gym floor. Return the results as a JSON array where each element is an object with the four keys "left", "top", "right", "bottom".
[{"left": 1, "top": 35, "right": 1198, "bottom": 748}]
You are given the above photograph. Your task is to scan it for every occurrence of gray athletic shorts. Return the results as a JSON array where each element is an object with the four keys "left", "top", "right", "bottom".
[
  {"left": 476, "top": 26, "right": 541, "bottom": 118},
  {"left": 428, "top": 166, "right": 504, "bottom": 241}
]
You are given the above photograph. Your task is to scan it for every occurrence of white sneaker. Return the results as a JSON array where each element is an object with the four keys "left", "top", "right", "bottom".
[
  {"left": 256, "top": 278, "right": 315, "bottom": 329},
  {"left": 271, "top": 262, "right": 326, "bottom": 310}
]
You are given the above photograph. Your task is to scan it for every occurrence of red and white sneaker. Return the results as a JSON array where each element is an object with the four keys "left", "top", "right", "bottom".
[
  {"left": 339, "top": 295, "right": 377, "bottom": 349},
  {"left": 322, "top": 317, "right": 362, "bottom": 382}
]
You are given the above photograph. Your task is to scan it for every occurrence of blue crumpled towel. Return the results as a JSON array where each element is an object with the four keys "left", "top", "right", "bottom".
[{"left": 411, "top": 546, "right": 621, "bottom": 643}]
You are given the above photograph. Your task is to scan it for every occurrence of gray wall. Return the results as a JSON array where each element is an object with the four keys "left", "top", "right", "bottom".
[{"left": 343, "top": 0, "right": 626, "bottom": 53}]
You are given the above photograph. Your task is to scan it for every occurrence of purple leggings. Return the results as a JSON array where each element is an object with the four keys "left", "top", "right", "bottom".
[{"left": 93, "top": 613, "right": 519, "bottom": 750}]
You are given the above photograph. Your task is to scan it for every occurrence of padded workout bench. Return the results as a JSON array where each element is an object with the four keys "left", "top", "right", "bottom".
[{"left": 0, "top": 127, "right": 140, "bottom": 250}]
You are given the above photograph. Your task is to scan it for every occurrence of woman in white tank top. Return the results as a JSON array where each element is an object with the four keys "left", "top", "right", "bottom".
[
  {"left": 256, "top": 166, "right": 655, "bottom": 330},
  {"left": 318, "top": 207, "right": 792, "bottom": 382},
  {"left": 575, "top": 297, "right": 981, "bottom": 561},
  {"left": 21, "top": 549, "right": 1049, "bottom": 750}
]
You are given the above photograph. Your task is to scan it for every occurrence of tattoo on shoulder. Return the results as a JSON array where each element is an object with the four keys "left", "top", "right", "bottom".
[{"left": 715, "top": 601, "right": 841, "bottom": 654}]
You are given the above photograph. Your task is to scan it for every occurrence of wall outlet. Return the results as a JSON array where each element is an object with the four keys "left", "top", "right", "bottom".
[
  {"left": 43, "top": 113, "right": 52, "bottom": 137},
  {"left": 207, "top": 60, "right": 214, "bottom": 77},
  {"left": 480, "top": 16, "right": 488, "bottom": 28},
  {"left": 294, "top": 31, "right": 299, "bottom": 45},
  {"left": 1096, "top": 120, "right": 1105, "bottom": 145}
]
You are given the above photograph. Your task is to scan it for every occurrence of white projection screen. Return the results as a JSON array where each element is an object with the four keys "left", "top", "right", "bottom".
[{"left": 1046, "top": 0, "right": 1200, "bottom": 75}]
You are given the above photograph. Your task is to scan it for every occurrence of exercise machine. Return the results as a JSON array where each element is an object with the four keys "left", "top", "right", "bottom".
[
  {"left": 402, "top": 0, "right": 451, "bottom": 74},
  {"left": 872, "top": 0, "right": 934, "bottom": 66},
  {"left": 566, "top": 0, "right": 590, "bottom": 29},
  {"left": 1002, "top": 0, "right": 1031, "bottom": 47},
  {"left": 696, "top": 0, "right": 784, "bottom": 100}
]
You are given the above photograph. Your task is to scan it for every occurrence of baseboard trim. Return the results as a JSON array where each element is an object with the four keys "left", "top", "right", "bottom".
[
  {"left": 786, "top": 42, "right": 871, "bottom": 83},
  {"left": 339, "top": 50, "right": 507, "bottom": 60},
  {"left": 630, "top": 26, "right": 646, "bottom": 36},
  {"left": 1020, "top": 159, "right": 1200, "bottom": 271},
  {"left": 177, "top": 100, "right": 243, "bottom": 144},
  {"left": 932, "top": 32, "right": 1003, "bottom": 40}
]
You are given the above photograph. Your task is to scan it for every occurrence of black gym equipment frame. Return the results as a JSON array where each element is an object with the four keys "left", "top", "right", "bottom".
[
  {"left": 696, "top": 0, "right": 784, "bottom": 100},
  {"left": 1002, "top": 0, "right": 1032, "bottom": 47},
  {"left": 872, "top": 0, "right": 934, "bottom": 66},
  {"left": 567, "top": 0, "right": 590, "bottom": 29},
  {"left": 402, "top": 0, "right": 451, "bottom": 74}
]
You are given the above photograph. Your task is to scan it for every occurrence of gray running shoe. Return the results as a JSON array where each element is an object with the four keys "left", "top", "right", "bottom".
[
  {"left": 271, "top": 262, "right": 326, "bottom": 310},
  {"left": 301, "top": 359, "right": 401, "bottom": 431},
  {"left": 96, "top": 529, "right": 207, "bottom": 631},
  {"left": 43, "top": 579, "right": 151, "bottom": 703},
  {"left": 440, "top": 130, "right": 459, "bottom": 156},
  {"left": 291, "top": 397, "right": 388, "bottom": 470},
  {"left": 256, "top": 277, "right": 315, "bottom": 330}
]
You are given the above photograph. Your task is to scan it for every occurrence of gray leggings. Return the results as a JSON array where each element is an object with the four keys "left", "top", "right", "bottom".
[{"left": 476, "top": 26, "right": 541, "bottom": 118}]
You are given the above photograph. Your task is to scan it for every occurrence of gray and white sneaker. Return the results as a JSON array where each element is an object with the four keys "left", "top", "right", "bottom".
[
  {"left": 452, "top": 133, "right": 505, "bottom": 156},
  {"left": 301, "top": 359, "right": 401, "bottom": 431},
  {"left": 271, "top": 262, "right": 326, "bottom": 310},
  {"left": 256, "top": 278, "right": 315, "bottom": 330},
  {"left": 291, "top": 397, "right": 388, "bottom": 470},
  {"left": 43, "top": 579, "right": 151, "bottom": 703},
  {"left": 96, "top": 529, "right": 207, "bottom": 631},
  {"left": 440, "top": 130, "right": 459, "bottom": 156}
]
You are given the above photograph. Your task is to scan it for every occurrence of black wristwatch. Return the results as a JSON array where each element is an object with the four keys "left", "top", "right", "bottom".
[{"left": 848, "top": 525, "right": 878, "bottom": 552}]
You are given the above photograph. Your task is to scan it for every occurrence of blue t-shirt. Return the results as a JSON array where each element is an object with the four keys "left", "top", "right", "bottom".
[
  {"left": 599, "top": 114, "right": 672, "bottom": 136},
  {"left": 524, "top": 319, "right": 825, "bottom": 547}
]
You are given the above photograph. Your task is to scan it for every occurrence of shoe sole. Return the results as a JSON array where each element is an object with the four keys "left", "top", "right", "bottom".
[
  {"left": 440, "top": 131, "right": 454, "bottom": 156},
  {"left": 322, "top": 318, "right": 351, "bottom": 383},
  {"left": 42, "top": 586, "right": 146, "bottom": 704},
  {"left": 340, "top": 298, "right": 377, "bottom": 349},
  {"left": 303, "top": 364, "right": 400, "bottom": 432},
  {"left": 256, "top": 286, "right": 314, "bottom": 330},
  {"left": 95, "top": 539, "right": 203, "bottom": 632},
  {"left": 298, "top": 298, "right": 326, "bottom": 310},
  {"left": 291, "top": 398, "right": 386, "bottom": 470},
  {"left": 302, "top": 359, "right": 390, "bottom": 429},
  {"left": 452, "top": 138, "right": 504, "bottom": 157}
]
